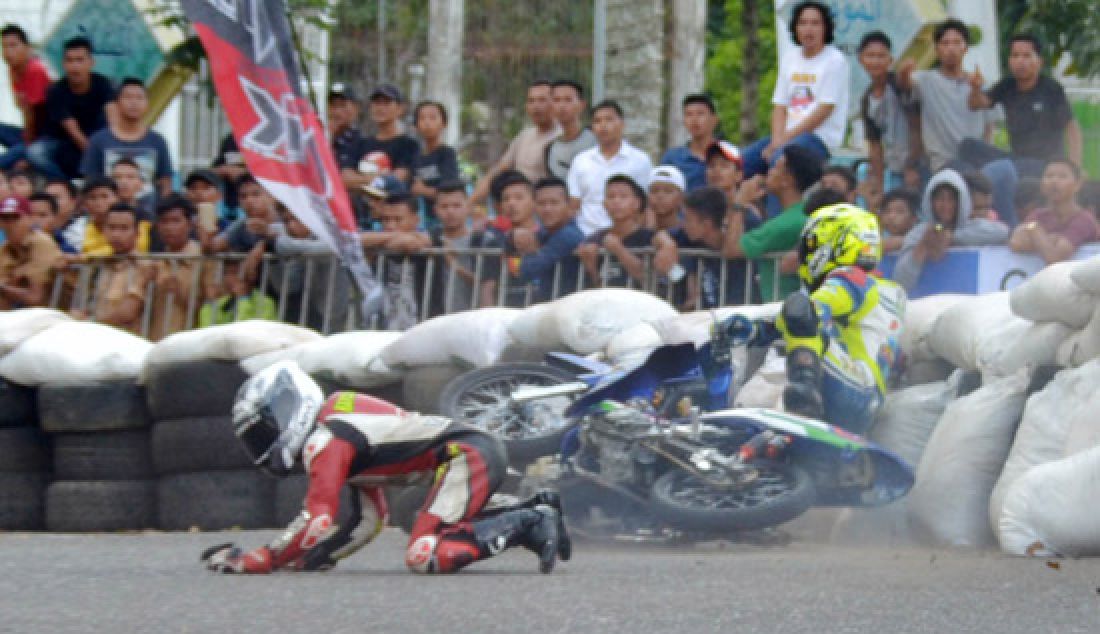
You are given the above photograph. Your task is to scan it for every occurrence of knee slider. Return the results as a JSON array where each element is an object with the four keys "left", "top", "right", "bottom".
[
  {"left": 781, "top": 293, "right": 819, "bottom": 338},
  {"left": 405, "top": 535, "right": 439, "bottom": 574}
]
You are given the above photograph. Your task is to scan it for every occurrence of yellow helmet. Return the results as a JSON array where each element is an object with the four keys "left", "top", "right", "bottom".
[{"left": 797, "top": 203, "right": 881, "bottom": 289}]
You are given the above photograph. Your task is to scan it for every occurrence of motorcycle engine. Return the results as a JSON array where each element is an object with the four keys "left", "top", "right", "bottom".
[{"left": 582, "top": 404, "right": 656, "bottom": 484}]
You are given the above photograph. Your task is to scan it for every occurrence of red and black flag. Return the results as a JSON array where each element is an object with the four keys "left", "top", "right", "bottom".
[{"left": 181, "top": 0, "right": 380, "bottom": 315}]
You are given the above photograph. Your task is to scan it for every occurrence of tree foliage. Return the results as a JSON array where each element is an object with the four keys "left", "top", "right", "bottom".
[
  {"left": 1000, "top": 0, "right": 1100, "bottom": 78},
  {"left": 704, "top": 0, "right": 777, "bottom": 144}
]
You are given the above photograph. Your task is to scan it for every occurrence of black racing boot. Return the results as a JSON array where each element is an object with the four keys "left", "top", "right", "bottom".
[
  {"left": 520, "top": 490, "right": 571, "bottom": 562},
  {"left": 472, "top": 506, "right": 561, "bottom": 574},
  {"left": 783, "top": 347, "right": 825, "bottom": 420}
]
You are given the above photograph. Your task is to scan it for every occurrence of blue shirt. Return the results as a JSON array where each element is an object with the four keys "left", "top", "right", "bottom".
[
  {"left": 659, "top": 145, "right": 707, "bottom": 192},
  {"left": 521, "top": 220, "right": 584, "bottom": 302}
]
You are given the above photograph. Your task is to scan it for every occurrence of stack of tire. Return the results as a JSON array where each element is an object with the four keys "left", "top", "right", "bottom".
[
  {"left": 39, "top": 380, "right": 156, "bottom": 531},
  {"left": 0, "top": 378, "right": 47, "bottom": 530},
  {"left": 145, "top": 360, "right": 276, "bottom": 530}
]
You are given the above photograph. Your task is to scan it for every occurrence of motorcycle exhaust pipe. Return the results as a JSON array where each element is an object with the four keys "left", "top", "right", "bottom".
[{"left": 510, "top": 381, "right": 590, "bottom": 403}]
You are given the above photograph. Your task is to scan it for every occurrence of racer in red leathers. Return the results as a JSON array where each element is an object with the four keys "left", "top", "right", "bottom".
[{"left": 201, "top": 361, "right": 570, "bottom": 575}]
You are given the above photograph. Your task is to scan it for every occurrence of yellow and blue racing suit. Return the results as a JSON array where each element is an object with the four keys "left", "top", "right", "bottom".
[{"left": 777, "top": 266, "right": 906, "bottom": 433}]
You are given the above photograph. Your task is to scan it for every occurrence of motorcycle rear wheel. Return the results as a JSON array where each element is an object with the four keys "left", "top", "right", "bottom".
[
  {"left": 438, "top": 362, "right": 578, "bottom": 467},
  {"left": 650, "top": 460, "right": 815, "bottom": 533}
]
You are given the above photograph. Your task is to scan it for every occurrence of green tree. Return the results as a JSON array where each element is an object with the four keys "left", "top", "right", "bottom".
[
  {"left": 705, "top": 0, "right": 777, "bottom": 143},
  {"left": 999, "top": 0, "right": 1100, "bottom": 78}
]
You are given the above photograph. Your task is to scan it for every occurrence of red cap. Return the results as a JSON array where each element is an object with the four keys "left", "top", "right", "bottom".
[
  {"left": 706, "top": 140, "right": 743, "bottom": 170},
  {"left": 0, "top": 196, "right": 30, "bottom": 217}
]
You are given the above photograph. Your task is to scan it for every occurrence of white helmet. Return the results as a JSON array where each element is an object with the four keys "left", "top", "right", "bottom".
[{"left": 231, "top": 360, "right": 324, "bottom": 476}]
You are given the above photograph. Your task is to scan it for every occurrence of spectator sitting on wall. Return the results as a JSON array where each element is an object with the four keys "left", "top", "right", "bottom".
[
  {"left": 0, "top": 24, "right": 52, "bottom": 173},
  {"left": 678, "top": 186, "right": 760, "bottom": 309},
  {"left": 741, "top": 1, "right": 847, "bottom": 197},
  {"left": 147, "top": 196, "right": 207, "bottom": 340},
  {"left": 73, "top": 203, "right": 154, "bottom": 335},
  {"left": 546, "top": 79, "right": 596, "bottom": 182},
  {"left": 965, "top": 33, "right": 1083, "bottom": 227},
  {"left": 518, "top": 176, "right": 584, "bottom": 303},
  {"left": 898, "top": 19, "right": 996, "bottom": 174},
  {"left": 893, "top": 168, "right": 1010, "bottom": 290},
  {"left": 879, "top": 188, "right": 920, "bottom": 255},
  {"left": 78, "top": 176, "right": 151, "bottom": 257},
  {"left": 429, "top": 179, "right": 502, "bottom": 312},
  {"left": 197, "top": 256, "right": 276, "bottom": 327},
  {"left": 646, "top": 165, "right": 686, "bottom": 232},
  {"left": 410, "top": 100, "right": 460, "bottom": 229},
  {"left": 34, "top": 36, "right": 117, "bottom": 179},
  {"left": 577, "top": 173, "right": 678, "bottom": 289},
  {"left": 80, "top": 77, "right": 173, "bottom": 198},
  {"left": 44, "top": 178, "right": 81, "bottom": 253},
  {"left": 724, "top": 145, "right": 823, "bottom": 302},
  {"left": 567, "top": 99, "right": 653, "bottom": 235},
  {"left": 660, "top": 93, "right": 720, "bottom": 192},
  {"left": 0, "top": 194, "right": 61, "bottom": 309},
  {"left": 1009, "top": 159, "right": 1099, "bottom": 265},
  {"left": 469, "top": 79, "right": 561, "bottom": 207}
]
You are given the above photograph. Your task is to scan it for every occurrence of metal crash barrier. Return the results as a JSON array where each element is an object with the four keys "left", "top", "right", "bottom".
[{"left": 46, "top": 248, "right": 785, "bottom": 340}]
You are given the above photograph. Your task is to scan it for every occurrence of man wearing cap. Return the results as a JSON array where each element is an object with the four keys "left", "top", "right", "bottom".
[
  {"left": 469, "top": 80, "right": 561, "bottom": 207},
  {"left": 647, "top": 165, "right": 686, "bottom": 233},
  {"left": 659, "top": 94, "right": 720, "bottom": 192},
  {"left": 185, "top": 168, "right": 239, "bottom": 231},
  {"left": 0, "top": 195, "right": 62, "bottom": 309},
  {"left": 705, "top": 141, "right": 746, "bottom": 208},
  {"left": 348, "top": 84, "right": 419, "bottom": 189}
]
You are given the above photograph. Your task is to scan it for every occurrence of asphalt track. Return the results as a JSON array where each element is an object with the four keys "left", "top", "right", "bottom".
[{"left": 2, "top": 523, "right": 1099, "bottom": 634}]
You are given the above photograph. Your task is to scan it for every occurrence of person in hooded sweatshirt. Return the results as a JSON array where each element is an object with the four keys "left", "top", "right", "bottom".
[{"left": 892, "top": 167, "right": 1009, "bottom": 290}]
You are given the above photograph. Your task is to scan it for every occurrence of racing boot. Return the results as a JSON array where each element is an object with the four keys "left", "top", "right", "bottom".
[
  {"left": 472, "top": 506, "right": 562, "bottom": 574},
  {"left": 519, "top": 490, "right": 571, "bottom": 562},
  {"left": 783, "top": 347, "right": 825, "bottom": 420}
]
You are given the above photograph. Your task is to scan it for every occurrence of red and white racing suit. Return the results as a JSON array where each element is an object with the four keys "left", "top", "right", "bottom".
[{"left": 234, "top": 391, "right": 507, "bottom": 574}]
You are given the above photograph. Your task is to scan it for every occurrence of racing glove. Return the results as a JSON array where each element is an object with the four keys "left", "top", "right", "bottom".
[{"left": 201, "top": 543, "right": 274, "bottom": 574}]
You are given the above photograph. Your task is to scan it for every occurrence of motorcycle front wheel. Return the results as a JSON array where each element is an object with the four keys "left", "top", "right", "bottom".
[
  {"left": 649, "top": 460, "right": 815, "bottom": 533},
  {"left": 438, "top": 362, "right": 579, "bottom": 467}
]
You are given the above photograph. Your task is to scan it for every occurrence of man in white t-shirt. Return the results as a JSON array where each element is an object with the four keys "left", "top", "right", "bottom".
[
  {"left": 741, "top": 1, "right": 848, "bottom": 185},
  {"left": 566, "top": 100, "right": 653, "bottom": 235}
]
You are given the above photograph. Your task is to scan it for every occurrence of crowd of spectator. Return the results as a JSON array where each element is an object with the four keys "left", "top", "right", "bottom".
[{"left": 0, "top": 2, "right": 1098, "bottom": 340}]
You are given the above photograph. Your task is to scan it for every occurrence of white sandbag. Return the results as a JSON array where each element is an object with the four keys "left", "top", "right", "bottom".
[
  {"left": 979, "top": 320, "right": 1070, "bottom": 381},
  {"left": 1009, "top": 261, "right": 1095, "bottom": 328},
  {"left": 242, "top": 331, "right": 404, "bottom": 387},
  {"left": 998, "top": 446, "right": 1100, "bottom": 557},
  {"left": 868, "top": 373, "right": 959, "bottom": 468},
  {"left": 1069, "top": 253, "right": 1100, "bottom": 294},
  {"left": 928, "top": 292, "right": 1022, "bottom": 371},
  {"left": 651, "top": 303, "right": 782, "bottom": 347},
  {"left": 604, "top": 322, "right": 662, "bottom": 366},
  {"left": 988, "top": 360, "right": 1100, "bottom": 535},
  {"left": 143, "top": 321, "right": 320, "bottom": 376},
  {"left": 1055, "top": 303, "right": 1100, "bottom": 367},
  {"left": 0, "top": 322, "right": 151, "bottom": 386},
  {"left": 907, "top": 371, "right": 1028, "bottom": 548},
  {"left": 508, "top": 290, "right": 677, "bottom": 355},
  {"left": 0, "top": 308, "right": 73, "bottom": 356},
  {"left": 900, "top": 294, "right": 969, "bottom": 363},
  {"left": 381, "top": 308, "right": 521, "bottom": 369}
]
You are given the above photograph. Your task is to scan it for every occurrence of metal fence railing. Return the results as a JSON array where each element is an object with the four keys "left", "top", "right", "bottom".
[{"left": 43, "top": 249, "right": 786, "bottom": 340}]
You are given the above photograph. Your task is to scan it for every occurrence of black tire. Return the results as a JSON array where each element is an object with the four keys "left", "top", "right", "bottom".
[
  {"left": 650, "top": 461, "right": 816, "bottom": 533},
  {"left": 52, "top": 431, "right": 153, "bottom": 481},
  {"left": 0, "top": 472, "right": 47, "bottom": 530},
  {"left": 401, "top": 364, "right": 470, "bottom": 415},
  {"left": 157, "top": 470, "right": 275, "bottom": 531},
  {"left": 38, "top": 381, "right": 150, "bottom": 432},
  {"left": 150, "top": 416, "right": 253, "bottom": 475},
  {"left": 0, "top": 379, "right": 36, "bottom": 428},
  {"left": 0, "top": 427, "right": 49, "bottom": 473},
  {"left": 274, "top": 475, "right": 357, "bottom": 527},
  {"left": 438, "top": 362, "right": 579, "bottom": 467},
  {"left": 46, "top": 480, "right": 156, "bottom": 532},
  {"left": 145, "top": 360, "right": 249, "bottom": 421}
]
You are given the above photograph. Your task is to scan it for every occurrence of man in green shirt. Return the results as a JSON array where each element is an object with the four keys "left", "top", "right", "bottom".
[
  {"left": 729, "top": 145, "right": 823, "bottom": 302},
  {"left": 198, "top": 258, "right": 277, "bottom": 327}
]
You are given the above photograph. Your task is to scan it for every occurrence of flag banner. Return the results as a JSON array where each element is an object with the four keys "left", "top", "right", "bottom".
[{"left": 181, "top": 0, "right": 380, "bottom": 317}]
